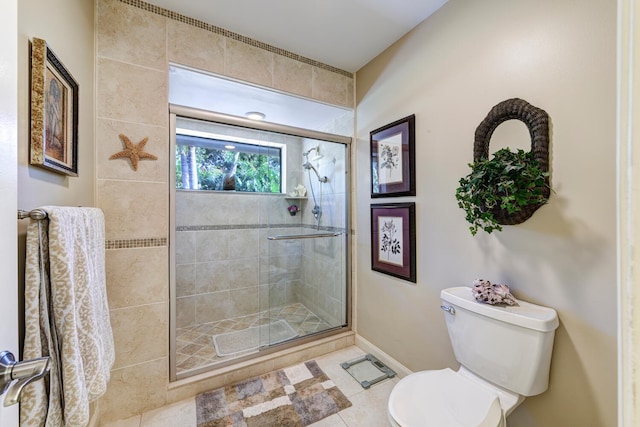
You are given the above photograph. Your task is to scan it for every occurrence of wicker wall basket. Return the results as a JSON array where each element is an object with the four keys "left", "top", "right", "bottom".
[{"left": 473, "top": 98, "right": 551, "bottom": 225}]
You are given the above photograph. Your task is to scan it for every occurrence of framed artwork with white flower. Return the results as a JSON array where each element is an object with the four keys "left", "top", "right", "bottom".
[
  {"left": 370, "top": 115, "right": 415, "bottom": 197},
  {"left": 371, "top": 203, "right": 416, "bottom": 282}
]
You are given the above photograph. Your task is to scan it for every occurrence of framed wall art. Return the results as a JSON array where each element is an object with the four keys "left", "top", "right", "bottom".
[
  {"left": 370, "top": 114, "right": 415, "bottom": 197},
  {"left": 30, "top": 37, "right": 79, "bottom": 176},
  {"left": 371, "top": 203, "right": 416, "bottom": 282}
]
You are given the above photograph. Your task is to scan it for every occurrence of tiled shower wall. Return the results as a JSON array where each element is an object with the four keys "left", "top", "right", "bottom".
[
  {"left": 297, "top": 140, "right": 348, "bottom": 325},
  {"left": 174, "top": 193, "right": 305, "bottom": 328},
  {"left": 95, "top": 0, "right": 353, "bottom": 422},
  {"left": 174, "top": 121, "right": 305, "bottom": 327}
]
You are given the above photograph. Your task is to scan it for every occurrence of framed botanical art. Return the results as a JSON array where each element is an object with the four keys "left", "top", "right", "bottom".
[
  {"left": 370, "top": 114, "right": 415, "bottom": 197},
  {"left": 371, "top": 203, "right": 416, "bottom": 282},
  {"left": 30, "top": 37, "right": 79, "bottom": 176}
]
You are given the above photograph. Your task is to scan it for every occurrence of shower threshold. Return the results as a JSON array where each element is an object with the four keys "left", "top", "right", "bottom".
[{"left": 175, "top": 303, "right": 330, "bottom": 374}]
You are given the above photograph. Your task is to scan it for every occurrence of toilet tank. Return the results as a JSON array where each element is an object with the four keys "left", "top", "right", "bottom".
[{"left": 441, "top": 286, "right": 559, "bottom": 396}]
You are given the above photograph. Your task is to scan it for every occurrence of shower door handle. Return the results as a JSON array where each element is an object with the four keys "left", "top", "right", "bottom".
[{"left": 267, "top": 232, "right": 342, "bottom": 240}]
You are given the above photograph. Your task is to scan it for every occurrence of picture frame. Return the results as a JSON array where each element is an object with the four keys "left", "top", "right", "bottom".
[
  {"left": 370, "top": 114, "right": 415, "bottom": 197},
  {"left": 30, "top": 37, "right": 79, "bottom": 176},
  {"left": 371, "top": 203, "right": 416, "bottom": 283}
]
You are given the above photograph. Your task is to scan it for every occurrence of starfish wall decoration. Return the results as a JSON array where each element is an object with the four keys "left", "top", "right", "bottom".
[{"left": 109, "top": 134, "right": 158, "bottom": 171}]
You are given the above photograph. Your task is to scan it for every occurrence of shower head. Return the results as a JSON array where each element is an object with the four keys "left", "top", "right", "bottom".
[
  {"left": 303, "top": 161, "right": 328, "bottom": 183},
  {"left": 303, "top": 146, "right": 322, "bottom": 160},
  {"left": 303, "top": 146, "right": 328, "bottom": 182}
]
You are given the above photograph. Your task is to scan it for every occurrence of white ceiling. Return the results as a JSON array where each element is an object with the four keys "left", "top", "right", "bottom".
[{"left": 145, "top": 0, "right": 448, "bottom": 72}]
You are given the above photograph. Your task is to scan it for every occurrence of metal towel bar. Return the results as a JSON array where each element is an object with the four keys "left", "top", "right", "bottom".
[{"left": 267, "top": 232, "right": 342, "bottom": 241}]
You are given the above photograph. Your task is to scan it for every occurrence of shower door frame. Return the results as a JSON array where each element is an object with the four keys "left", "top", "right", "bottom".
[{"left": 168, "top": 104, "right": 353, "bottom": 381}]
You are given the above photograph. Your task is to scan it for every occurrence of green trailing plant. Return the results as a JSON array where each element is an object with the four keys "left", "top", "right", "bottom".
[{"left": 455, "top": 148, "right": 550, "bottom": 235}]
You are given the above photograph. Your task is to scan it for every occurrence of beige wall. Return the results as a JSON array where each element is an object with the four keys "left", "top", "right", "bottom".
[
  {"left": 17, "top": 0, "right": 96, "bottom": 210},
  {"left": 355, "top": 0, "right": 617, "bottom": 425}
]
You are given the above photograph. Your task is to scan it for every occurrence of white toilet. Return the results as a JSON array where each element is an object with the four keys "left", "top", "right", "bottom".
[{"left": 387, "top": 286, "right": 559, "bottom": 427}]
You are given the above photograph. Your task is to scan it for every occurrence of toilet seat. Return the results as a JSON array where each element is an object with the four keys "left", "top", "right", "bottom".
[{"left": 387, "top": 368, "right": 505, "bottom": 427}]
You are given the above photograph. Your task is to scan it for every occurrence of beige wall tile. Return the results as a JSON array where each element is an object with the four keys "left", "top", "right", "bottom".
[
  {"left": 97, "top": 119, "right": 168, "bottom": 181},
  {"left": 195, "top": 291, "right": 230, "bottom": 324},
  {"left": 176, "top": 296, "right": 196, "bottom": 328},
  {"left": 228, "top": 229, "right": 260, "bottom": 259},
  {"left": 195, "top": 230, "right": 229, "bottom": 262},
  {"left": 176, "top": 264, "right": 196, "bottom": 297},
  {"left": 225, "top": 39, "right": 273, "bottom": 87},
  {"left": 100, "top": 358, "right": 168, "bottom": 423},
  {"left": 265, "top": 282, "right": 293, "bottom": 308},
  {"left": 312, "top": 67, "right": 348, "bottom": 106},
  {"left": 106, "top": 247, "right": 168, "bottom": 309},
  {"left": 97, "top": 179, "right": 168, "bottom": 240},
  {"left": 195, "top": 261, "right": 229, "bottom": 294},
  {"left": 228, "top": 286, "right": 259, "bottom": 318},
  {"left": 174, "top": 192, "right": 199, "bottom": 227},
  {"left": 111, "top": 303, "right": 168, "bottom": 369},
  {"left": 93, "top": 1, "right": 355, "bottom": 421},
  {"left": 175, "top": 231, "right": 196, "bottom": 264},
  {"left": 273, "top": 54, "right": 312, "bottom": 98},
  {"left": 175, "top": 192, "right": 235, "bottom": 227},
  {"left": 346, "top": 77, "right": 354, "bottom": 108},
  {"left": 97, "top": 0, "right": 166, "bottom": 70},
  {"left": 227, "top": 259, "right": 259, "bottom": 289},
  {"left": 97, "top": 58, "right": 167, "bottom": 127},
  {"left": 168, "top": 20, "right": 224, "bottom": 75}
]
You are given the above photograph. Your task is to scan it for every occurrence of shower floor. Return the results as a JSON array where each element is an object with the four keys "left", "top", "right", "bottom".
[{"left": 175, "top": 303, "right": 330, "bottom": 373}]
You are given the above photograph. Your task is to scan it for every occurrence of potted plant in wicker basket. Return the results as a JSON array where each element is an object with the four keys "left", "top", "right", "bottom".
[
  {"left": 456, "top": 148, "right": 550, "bottom": 235},
  {"left": 456, "top": 98, "right": 552, "bottom": 235}
]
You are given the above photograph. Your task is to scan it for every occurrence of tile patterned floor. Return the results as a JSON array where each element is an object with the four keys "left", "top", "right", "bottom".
[
  {"left": 176, "top": 303, "right": 331, "bottom": 373},
  {"left": 105, "top": 346, "right": 398, "bottom": 427}
]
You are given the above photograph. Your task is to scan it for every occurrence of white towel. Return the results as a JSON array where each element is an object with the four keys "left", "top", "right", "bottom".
[{"left": 21, "top": 207, "right": 115, "bottom": 427}]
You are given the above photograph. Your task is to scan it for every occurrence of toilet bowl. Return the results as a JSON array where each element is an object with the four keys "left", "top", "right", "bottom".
[
  {"left": 387, "top": 368, "right": 521, "bottom": 427},
  {"left": 387, "top": 287, "right": 559, "bottom": 427}
]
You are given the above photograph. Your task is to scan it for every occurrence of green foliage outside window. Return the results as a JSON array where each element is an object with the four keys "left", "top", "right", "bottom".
[{"left": 176, "top": 143, "right": 281, "bottom": 193}]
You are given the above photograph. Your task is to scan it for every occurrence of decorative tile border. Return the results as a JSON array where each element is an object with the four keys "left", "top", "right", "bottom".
[
  {"left": 118, "top": 0, "right": 353, "bottom": 78},
  {"left": 104, "top": 225, "right": 343, "bottom": 249},
  {"left": 106, "top": 237, "right": 167, "bottom": 249}
]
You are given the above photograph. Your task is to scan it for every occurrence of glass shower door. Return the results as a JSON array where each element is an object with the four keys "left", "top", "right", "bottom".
[
  {"left": 261, "top": 138, "right": 348, "bottom": 349},
  {"left": 170, "top": 105, "right": 350, "bottom": 380}
]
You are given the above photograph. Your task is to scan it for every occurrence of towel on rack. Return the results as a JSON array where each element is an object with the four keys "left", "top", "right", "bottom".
[{"left": 21, "top": 207, "right": 115, "bottom": 427}]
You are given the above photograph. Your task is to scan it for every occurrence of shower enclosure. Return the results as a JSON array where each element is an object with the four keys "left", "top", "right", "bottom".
[{"left": 169, "top": 106, "right": 350, "bottom": 380}]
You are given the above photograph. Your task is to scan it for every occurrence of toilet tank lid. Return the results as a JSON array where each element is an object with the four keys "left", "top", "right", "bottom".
[{"left": 441, "top": 287, "right": 559, "bottom": 332}]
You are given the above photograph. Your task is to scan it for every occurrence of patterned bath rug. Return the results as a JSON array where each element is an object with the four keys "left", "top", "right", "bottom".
[{"left": 196, "top": 360, "right": 352, "bottom": 427}]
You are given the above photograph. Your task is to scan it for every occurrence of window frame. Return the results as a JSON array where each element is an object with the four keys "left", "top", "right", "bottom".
[{"left": 175, "top": 127, "right": 287, "bottom": 194}]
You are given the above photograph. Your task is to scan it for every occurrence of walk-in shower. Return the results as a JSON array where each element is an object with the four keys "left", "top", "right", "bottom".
[{"left": 168, "top": 89, "right": 351, "bottom": 380}]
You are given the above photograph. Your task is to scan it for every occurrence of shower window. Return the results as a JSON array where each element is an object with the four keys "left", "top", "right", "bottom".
[{"left": 176, "top": 131, "right": 284, "bottom": 192}]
